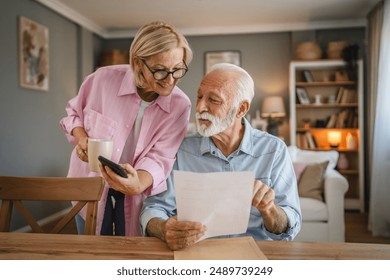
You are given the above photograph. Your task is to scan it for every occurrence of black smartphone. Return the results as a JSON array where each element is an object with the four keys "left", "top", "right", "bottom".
[{"left": 98, "top": 155, "right": 128, "bottom": 178}]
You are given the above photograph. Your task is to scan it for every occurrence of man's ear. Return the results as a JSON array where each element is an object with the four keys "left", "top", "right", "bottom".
[{"left": 236, "top": 100, "right": 250, "bottom": 118}]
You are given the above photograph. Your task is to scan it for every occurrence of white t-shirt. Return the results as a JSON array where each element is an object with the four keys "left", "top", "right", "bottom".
[{"left": 120, "top": 100, "right": 151, "bottom": 164}]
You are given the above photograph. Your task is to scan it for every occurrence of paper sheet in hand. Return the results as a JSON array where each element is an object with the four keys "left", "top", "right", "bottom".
[{"left": 174, "top": 170, "right": 254, "bottom": 240}]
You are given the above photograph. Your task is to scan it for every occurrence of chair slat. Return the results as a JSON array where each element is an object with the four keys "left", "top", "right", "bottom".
[
  {"left": 0, "top": 177, "right": 103, "bottom": 201},
  {"left": 0, "top": 200, "right": 13, "bottom": 232},
  {"left": 13, "top": 200, "right": 44, "bottom": 233},
  {"left": 50, "top": 201, "right": 87, "bottom": 234},
  {"left": 0, "top": 176, "right": 104, "bottom": 235}
]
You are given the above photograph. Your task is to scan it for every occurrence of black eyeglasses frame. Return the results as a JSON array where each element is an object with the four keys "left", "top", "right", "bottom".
[{"left": 142, "top": 60, "right": 188, "bottom": 81}]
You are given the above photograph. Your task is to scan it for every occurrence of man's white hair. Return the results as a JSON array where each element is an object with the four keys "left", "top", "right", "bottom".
[{"left": 208, "top": 63, "right": 255, "bottom": 110}]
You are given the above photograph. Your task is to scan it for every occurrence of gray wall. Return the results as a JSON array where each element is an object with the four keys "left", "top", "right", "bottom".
[{"left": 0, "top": 0, "right": 99, "bottom": 230}]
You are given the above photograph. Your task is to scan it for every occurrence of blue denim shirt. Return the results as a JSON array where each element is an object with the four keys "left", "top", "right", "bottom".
[{"left": 140, "top": 118, "right": 302, "bottom": 240}]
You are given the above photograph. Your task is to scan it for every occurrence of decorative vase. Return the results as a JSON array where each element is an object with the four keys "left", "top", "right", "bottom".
[
  {"left": 337, "top": 153, "right": 349, "bottom": 170},
  {"left": 346, "top": 132, "right": 356, "bottom": 149}
]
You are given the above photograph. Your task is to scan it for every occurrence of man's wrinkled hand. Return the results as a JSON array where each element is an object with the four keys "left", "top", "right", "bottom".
[
  {"left": 163, "top": 216, "right": 206, "bottom": 251},
  {"left": 252, "top": 180, "right": 275, "bottom": 214}
]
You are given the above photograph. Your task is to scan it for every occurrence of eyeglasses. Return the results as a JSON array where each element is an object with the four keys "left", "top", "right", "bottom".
[{"left": 142, "top": 60, "right": 188, "bottom": 80}]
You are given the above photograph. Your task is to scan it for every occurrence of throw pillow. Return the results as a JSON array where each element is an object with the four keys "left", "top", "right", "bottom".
[
  {"left": 298, "top": 161, "right": 329, "bottom": 201},
  {"left": 293, "top": 162, "right": 307, "bottom": 181}
]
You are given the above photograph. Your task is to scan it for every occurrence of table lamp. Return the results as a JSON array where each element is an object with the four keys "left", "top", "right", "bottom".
[
  {"left": 328, "top": 131, "right": 341, "bottom": 148},
  {"left": 261, "top": 96, "right": 286, "bottom": 136}
]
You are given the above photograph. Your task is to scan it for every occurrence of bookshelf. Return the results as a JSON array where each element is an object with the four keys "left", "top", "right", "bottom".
[{"left": 289, "top": 59, "right": 364, "bottom": 212}]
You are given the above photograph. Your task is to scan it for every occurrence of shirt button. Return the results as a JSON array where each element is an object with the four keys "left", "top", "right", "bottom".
[
  {"left": 117, "top": 148, "right": 120, "bottom": 152},
  {"left": 126, "top": 124, "right": 129, "bottom": 128}
]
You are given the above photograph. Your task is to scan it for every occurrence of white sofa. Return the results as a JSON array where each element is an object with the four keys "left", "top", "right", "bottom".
[{"left": 288, "top": 146, "right": 349, "bottom": 242}]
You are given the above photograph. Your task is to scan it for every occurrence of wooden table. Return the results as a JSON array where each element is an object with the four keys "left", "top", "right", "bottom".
[{"left": 1, "top": 232, "right": 390, "bottom": 260}]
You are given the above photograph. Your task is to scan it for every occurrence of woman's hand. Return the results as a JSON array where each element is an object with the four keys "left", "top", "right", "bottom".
[
  {"left": 100, "top": 163, "right": 153, "bottom": 195},
  {"left": 72, "top": 127, "right": 89, "bottom": 162},
  {"left": 76, "top": 137, "right": 89, "bottom": 162}
]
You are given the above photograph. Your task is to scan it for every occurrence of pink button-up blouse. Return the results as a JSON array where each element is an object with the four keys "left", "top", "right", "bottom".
[{"left": 59, "top": 64, "right": 191, "bottom": 235}]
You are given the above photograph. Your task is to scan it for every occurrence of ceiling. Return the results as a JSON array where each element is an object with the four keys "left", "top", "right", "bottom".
[{"left": 35, "top": 0, "right": 380, "bottom": 38}]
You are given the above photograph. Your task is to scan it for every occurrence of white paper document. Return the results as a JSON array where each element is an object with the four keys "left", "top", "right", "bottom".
[{"left": 174, "top": 170, "right": 254, "bottom": 240}]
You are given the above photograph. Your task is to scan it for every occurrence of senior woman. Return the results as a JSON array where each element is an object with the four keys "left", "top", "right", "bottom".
[{"left": 60, "top": 21, "right": 192, "bottom": 236}]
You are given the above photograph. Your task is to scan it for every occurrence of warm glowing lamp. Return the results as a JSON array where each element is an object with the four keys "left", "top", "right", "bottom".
[{"left": 328, "top": 131, "right": 341, "bottom": 148}]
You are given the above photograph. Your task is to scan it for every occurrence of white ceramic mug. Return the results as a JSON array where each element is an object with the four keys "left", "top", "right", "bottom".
[{"left": 87, "top": 139, "right": 113, "bottom": 172}]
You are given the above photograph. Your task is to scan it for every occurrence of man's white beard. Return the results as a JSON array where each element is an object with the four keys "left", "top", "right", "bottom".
[{"left": 195, "top": 108, "right": 237, "bottom": 137}]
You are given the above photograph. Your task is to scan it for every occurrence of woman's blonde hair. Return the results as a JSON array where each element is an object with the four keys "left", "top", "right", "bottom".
[{"left": 130, "top": 21, "right": 193, "bottom": 87}]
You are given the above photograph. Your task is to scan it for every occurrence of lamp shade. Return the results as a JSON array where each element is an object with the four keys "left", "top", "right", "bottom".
[
  {"left": 328, "top": 131, "right": 341, "bottom": 148},
  {"left": 261, "top": 96, "right": 286, "bottom": 118}
]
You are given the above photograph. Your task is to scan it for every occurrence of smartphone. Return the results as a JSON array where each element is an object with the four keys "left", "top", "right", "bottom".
[{"left": 98, "top": 155, "right": 128, "bottom": 178}]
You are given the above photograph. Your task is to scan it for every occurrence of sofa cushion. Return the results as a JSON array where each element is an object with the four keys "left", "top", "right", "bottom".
[
  {"left": 298, "top": 161, "right": 329, "bottom": 201},
  {"left": 299, "top": 197, "right": 328, "bottom": 221},
  {"left": 293, "top": 162, "right": 306, "bottom": 181},
  {"left": 288, "top": 145, "right": 339, "bottom": 171}
]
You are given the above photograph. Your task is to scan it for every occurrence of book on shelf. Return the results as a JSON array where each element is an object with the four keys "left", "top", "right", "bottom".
[
  {"left": 296, "top": 132, "right": 317, "bottom": 149},
  {"left": 335, "top": 87, "right": 358, "bottom": 104},
  {"left": 305, "top": 132, "right": 318, "bottom": 149},
  {"left": 347, "top": 89, "right": 358, "bottom": 103},
  {"left": 326, "top": 113, "right": 338, "bottom": 128},
  {"left": 326, "top": 108, "right": 358, "bottom": 129},
  {"left": 296, "top": 133, "right": 306, "bottom": 149},
  {"left": 340, "top": 88, "right": 351, "bottom": 104},
  {"left": 352, "top": 109, "right": 359, "bottom": 128},
  {"left": 336, "top": 109, "right": 348, "bottom": 128},
  {"left": 336, "top": 87, "right": 344, "bottom": 103},
  {"left": 303, "top": 70, "right": 314, "bottom": 82}
]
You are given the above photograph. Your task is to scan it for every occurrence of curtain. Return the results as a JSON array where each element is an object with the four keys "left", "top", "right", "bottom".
[
  {"left": 369, "top": 0, "right": 390, "bottom": 237},
  {"left": 367, "top": 1, "right": 383, "bottom": 198}
]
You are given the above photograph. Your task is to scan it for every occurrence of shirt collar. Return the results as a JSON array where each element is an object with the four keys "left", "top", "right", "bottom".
[
  {"left": 239, "top": 118, "right": 255, "bottom": 156},
  {"left": 117, "top": 67, "right": 171, "bottom": 113},
  {"left": 199, "top": 118, "right": 255, "bottom": 157}
]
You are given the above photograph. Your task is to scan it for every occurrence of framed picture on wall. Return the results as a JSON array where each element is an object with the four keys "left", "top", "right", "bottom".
[
  {"left": 204, "top": 51, "right": 241, "bottom": 74},
  {"left": 19, "top": 16, "right": 49, "bottom": 91},
  {"left": 296, "top": 87, "right": 310, "bottom": 104}
]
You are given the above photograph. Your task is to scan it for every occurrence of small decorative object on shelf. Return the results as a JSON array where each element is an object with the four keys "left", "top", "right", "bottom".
[
  {"left": 328, "top": 94, "right": 336, "bottom": 104},
  {"left": 337, "top": 153, "right": 349, "bottom": 170},
  {"left": 346, "top": 132, "right": 357, "bottom": 149},
  {"left": 303, "top": 118, "right": 311, "bottom": 129},
  {"left": 296, "top": 87, "right": 310, "bottom": 104},
  {"left": 314, "top": 94, "right": 322, "bottom": 105}
]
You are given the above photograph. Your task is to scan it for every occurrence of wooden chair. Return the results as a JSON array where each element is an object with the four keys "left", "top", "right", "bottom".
[{"left": 0, "top": 176, "right": 104, "bottom": 235}]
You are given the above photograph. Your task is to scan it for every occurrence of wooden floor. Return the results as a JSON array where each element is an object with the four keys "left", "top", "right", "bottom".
[
  {"left": 345, "top": 211, "right": 390, "bottom": 244},
  {"left": 49, "top": 211, "right": 390, "bottom": 244}
]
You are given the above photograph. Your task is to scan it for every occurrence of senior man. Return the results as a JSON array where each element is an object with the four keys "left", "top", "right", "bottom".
[{"left": 140, "top": 63, "right": 301, "bottom": 250}]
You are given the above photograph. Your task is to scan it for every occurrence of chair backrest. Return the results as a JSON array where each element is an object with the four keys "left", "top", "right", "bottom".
[{"left": 0, "top": 176, "right": 104, "bottom": 235}]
